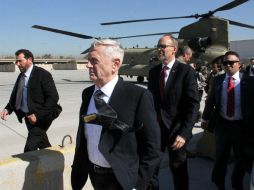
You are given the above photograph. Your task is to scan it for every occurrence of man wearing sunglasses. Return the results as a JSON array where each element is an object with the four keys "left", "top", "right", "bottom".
[
  {"left": 202, "top": 51, "right": 254, "bottom": 190},
  {"left": 148, "top": 34, "right": 200, "bottom": 190}
]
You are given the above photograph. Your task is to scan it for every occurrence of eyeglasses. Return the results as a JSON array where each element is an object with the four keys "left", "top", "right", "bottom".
[
  {"left": 15, "top": 59, "right": 26, "bottom": 63},
  {"left": 222, "top": 60, "right": 239, "bottom": 66},
  {"left": 156, "top": 44, "right": 174, "bottom": 49}
]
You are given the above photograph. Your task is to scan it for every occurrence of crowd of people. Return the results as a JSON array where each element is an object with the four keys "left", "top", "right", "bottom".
[{"left": 0, "top": 35, "right": 254, "bottom": 190}]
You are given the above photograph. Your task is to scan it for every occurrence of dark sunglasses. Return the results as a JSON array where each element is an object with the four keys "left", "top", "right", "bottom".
[
  {"left": 156, "top": 44, "right": 174, "bottom": 49},
  {"left": 222, "top": 60, "right": 239, "bottom": 66}
]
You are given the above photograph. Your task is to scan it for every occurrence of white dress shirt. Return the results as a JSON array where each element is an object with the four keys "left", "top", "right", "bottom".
[
  {"left": 162, "top": 58, "right": 175, "bottom": 84},
  {"left": 84, "top": 75, "right": 119, "bottom": 167},
  {"left": 220, "top": 72, "right": 242, "bottom": 120}
]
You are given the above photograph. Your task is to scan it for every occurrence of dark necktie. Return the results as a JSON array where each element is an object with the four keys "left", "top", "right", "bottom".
[
  {"left": 227, "top": 76, "right": 234, "bottom": 117},
  {"left": 159, "top": 65, "right": 167, "bottom": 98},
  {"left": 91, "top": 89, "right": 129, "bottom": 132},
  {"left": 93, "top": 90, "right": 116, "bottom": 118},
  {"left": 15, "top": 74, "right": 25, "bottom": 110}
]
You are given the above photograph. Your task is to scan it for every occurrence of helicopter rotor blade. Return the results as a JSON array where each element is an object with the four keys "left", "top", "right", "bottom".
[
  {"left": 32, "top": 25, "right": 98, "bottom": 39},
  {"left": 101, "top": 16, "right": 196, "bottom": 25},
  {"left": 228, "top": 19, "right": 254, "bottom": 29},
  {"left": 101, "top": 0, "right": 250, "bottom": 25},
  {"left": 213, "top": 0, "right": 249, "bottom": 13},
  {"left": 81, "top": 48, "right": 90, "bottom": 54},
  {"left": 81, "top": 32, "right": 179, "bottom": 54},
  {"left": 111, "top": 32, "right": 179, "bottom": 39}
]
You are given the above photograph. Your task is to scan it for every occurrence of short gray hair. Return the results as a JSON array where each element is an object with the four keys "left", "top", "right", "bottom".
[{"left": 90, "top": 39, "right": 124, "bottom": 64}]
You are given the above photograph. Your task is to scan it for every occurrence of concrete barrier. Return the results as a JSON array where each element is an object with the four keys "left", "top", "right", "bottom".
[
  {"left": 77, "top": 63, "right": 86, "bottom": 70},
  {"left": 0, "top": 63, "right": 16, "bottom": 72},
  {"left": 37, "top": 64, "right": 53, "bottom": 70},
  {"left": 0, "top": 62, "right": 87, "bottom": 72},
  {"left": 0, "top": 144, "right": 92, "bottom": 190},
  {"left": 52, "top": 63, "right": 77, "bottom": 70}
]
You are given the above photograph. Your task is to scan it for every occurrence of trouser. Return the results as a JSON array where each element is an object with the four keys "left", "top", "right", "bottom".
[
  {"left": 150, "top": 123, "right": 189, "bottom": 190},
  {"left": 212, "top": 116, "right": 245, "bottom": 190},
  {"left": 88, "top": 162, "right": 122, "bottom": 190},
  {"left": 168, "top": 146, "right": 189, "bottom": 190},
  {"left": 24, "top": 118, "right": 51, "bottom": 152}
]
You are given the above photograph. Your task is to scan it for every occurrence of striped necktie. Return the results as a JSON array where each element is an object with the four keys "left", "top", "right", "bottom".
[{"left": 15, "top": 74, "right": 25, "bottom": 110}]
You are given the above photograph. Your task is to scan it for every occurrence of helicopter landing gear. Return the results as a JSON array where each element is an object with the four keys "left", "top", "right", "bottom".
[{"left": 137, "top": 76, "right": 144, "bottom": 83}]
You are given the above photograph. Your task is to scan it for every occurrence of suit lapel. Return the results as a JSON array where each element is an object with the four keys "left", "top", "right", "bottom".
[
  {"left": 216, "top": 74, "right": 226, "bottom": 107},
  {"left": 240, "top": 72, "right": 246, "bottom": 112},
  {"left": 108, "top": 78, "right": 123, "bottom": 111},
  {"left": 84, "top": 86, "right": 95, "bottom": 113},
  {"left": 164, "top": 61, "right": 178, "bottom": 94},
  {"left": 27, "top": 66, "right": 35, "bottom": 87}
]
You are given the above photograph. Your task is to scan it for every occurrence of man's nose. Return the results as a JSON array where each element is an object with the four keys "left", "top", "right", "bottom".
[{"left": 86, "top": 62, "right": 93, "bottom": 68}]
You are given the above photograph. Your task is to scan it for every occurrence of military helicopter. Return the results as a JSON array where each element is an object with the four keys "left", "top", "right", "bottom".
[
  {"left": 32, "top": 0, "right": 254, "bottom": 83},
  {"left": 32, "top": 24, "right": 177, "bottom": 82}
]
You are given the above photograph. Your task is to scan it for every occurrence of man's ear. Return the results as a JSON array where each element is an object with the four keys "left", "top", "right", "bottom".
[
  {"left": 113, "top": 58, "right": 121, "bottom": 71},
  {"left": 28, "top": 57, "right": 33, "bottom": 65}
]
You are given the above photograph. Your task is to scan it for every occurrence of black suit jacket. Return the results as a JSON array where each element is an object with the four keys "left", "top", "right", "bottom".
[
  {"left": 71, "top": 78, "right": 161, "bottom": 190},
  {"left": 5, "top": 66, "right": 60, "bottom": 126},
  {"left": 148, "top": 61, "right": 200, "bottom": 141},
  {"left": 245, "top": 65, "right": 254, "bottom": 76},
  {"left": 202, "top": 73, "right": 254, "bottom": 127},
  {"left": 202, "top": 73, "right": 254, "bottom": 155}
]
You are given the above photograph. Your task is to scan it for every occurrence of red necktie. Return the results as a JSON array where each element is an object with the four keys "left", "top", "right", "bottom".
[
  {"left": 159, "top": 65, "right": 167, "bottom": 98},
  {"left": 227, "top": 76, "right": 234, "bottom": 117}
]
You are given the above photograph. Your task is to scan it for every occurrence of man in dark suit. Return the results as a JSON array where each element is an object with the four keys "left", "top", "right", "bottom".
[
  {"left": 245, "top": 58, "right": 254, "bottom": 77},
  {"left": 71, "top": 39, "right": 161, "bottom": 190},
  {"left": 201, "top": 51, "right": 254, "bottom": 190},
  {"left": 148, "top": 34, "right": 200, "bottom": 190},
  {"left": 0, "top": 49, "right": 61, "bottom": 152}
]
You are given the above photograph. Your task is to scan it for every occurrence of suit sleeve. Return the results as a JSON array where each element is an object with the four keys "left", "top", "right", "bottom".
[
  {"left": 202, "top": 77, "right": 217, "bottom": 121},
  {"left": 179, "top": 67, "right": 200, "bottom": 140},
  {"left": 71, "top": 90, "right": 89, "bottom": 190},
  {"left": 35, "top": 71, "right": 59, "bottom": 122},
  {"left": 5, "top": 75, "right": 21, "bottom": 114},
  {"left": 135, "top": 90, "right": 161, "bottom": 189}
]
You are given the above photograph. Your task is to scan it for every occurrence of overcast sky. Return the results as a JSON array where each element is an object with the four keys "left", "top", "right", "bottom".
[{"left": 1, "top": 0, "right": 253, "bottom": 57}]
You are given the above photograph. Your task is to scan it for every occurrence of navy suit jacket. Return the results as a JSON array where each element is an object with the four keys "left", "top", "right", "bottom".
[
  {"left": 5, "top": 66, "right": 60, "bottom": 126},
  {"left": 71, "top": 78, "right": 161, "bottom": 190},
  {"left": 148, "top": 60, "right": 200, "bottom": 141}
]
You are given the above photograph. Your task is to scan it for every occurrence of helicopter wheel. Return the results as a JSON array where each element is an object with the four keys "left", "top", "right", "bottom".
[{"left": 137, "top": 76, "right": 144, "bottom": 83}]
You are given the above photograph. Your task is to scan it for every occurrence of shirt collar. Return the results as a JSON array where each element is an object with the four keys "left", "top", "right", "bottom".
[
  {"left": 162, "top": 58, "right": 175, "bottom": 69},
  {"left": 226, "top": 71, "right": 240, "bottom": 81},
  {"left": 94, "top": 75, "right": 119, "bottom": 98},
  {"left": 23, "top": 65, "right": 33, "bottom": 78}
]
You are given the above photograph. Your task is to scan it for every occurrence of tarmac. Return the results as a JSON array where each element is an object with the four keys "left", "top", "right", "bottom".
[{"left": 0, "top": 69, "right": 251, "bottom": 189}]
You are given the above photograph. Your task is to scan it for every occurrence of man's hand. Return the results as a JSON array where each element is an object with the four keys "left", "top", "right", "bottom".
[
  {"left": 27, "top": 114, "right": 37, "bottom": 125},
  {"left": 0, "top": 109, "right": 9, "bottom": 121},
  {"left": 171, "top": 135, "right": 186, "bottom": 150}
]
